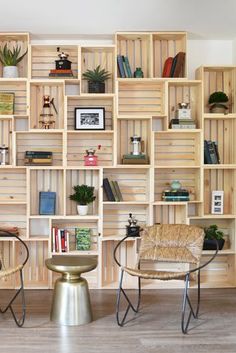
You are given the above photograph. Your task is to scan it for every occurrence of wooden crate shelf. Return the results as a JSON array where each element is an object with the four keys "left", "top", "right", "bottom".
[
  {"left": 154, "top": 167, "right": 202, "bottom": 202},
  {"left": 81, "top": 46, "right": 115, "bottom": 94},
  {"left": 30, "top": 45, "right": 78, "bottom": 79},
  {"left": 15, "top": 132, "right": 64, "bottom": 166},
  {"left": 30, "top": 169, "right": 64, "bottom": 216},
  {"left": 0, "top": 117, "right": 13, "bottom": 164},
  {"left": 0, "top": 204, "right": 27, "bottom": 237},
  {"left": 30, "top": 81, "right": 65, "bottom": 129},
  {"left": 103, "top": 167, "right": 150, "bottom": 202},
  {"left": 118, "top": 80, "right": 165, "bottom": 116},
  {"left": 67, "top": 131, "right": 114, "bottom": 166},
  {"left": 66, "top": 169, "right": 100, "bottom": 216},
  {"left": 154, "top": 131, "right": 201, "bottom": 167},
  {"left": 152, "top": 32, "right": 187, "bottom": 78},
  {"left": 0, "top": 80, "right": 27, "bottom": 116},
  {"left": 67, "top": 95, "right": 115, "bottom": 131},
  {"left": 0, "top": 168, "right": 26, "bottom": 203},
  {"left": 0, "top": 33, "right": 29, "bottom": 78},
  {"left": 153, "top": 203, "right": 187, "bottom": 224},
  {"left": 116, "top": 33, "right": 152, "bottom": 78}
]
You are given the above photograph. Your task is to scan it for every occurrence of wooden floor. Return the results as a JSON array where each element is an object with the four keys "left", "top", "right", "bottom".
[{"left": 0, "top": 288, "right": 236, "bottom": 353}]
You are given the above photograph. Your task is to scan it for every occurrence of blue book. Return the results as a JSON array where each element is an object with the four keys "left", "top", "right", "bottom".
[
  {"left": 117, "top": 55, "right": 126, "bottom": 78},
  {"left": 39, "top": 191, "right": 56, "bottom": 215}
]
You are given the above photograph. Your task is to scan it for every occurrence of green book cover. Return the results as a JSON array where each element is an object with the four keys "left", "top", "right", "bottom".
[
  {"left": 113, "top": 181, "right": 123, "bottom": 201},
  {"left": 0, "top": 92, "right": 14, "bottom": 115},
  {"left": 110, "top": 180, "right": 119, "bottom": 202},
  {"left": 123, "top": 154, "right": 146, "bottom": 159}
]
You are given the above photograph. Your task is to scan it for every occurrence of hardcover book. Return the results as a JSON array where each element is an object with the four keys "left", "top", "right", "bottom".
[
  {"left": 39, "top": 191, "right": 56, "bottom": 215},
  {"left": 162, "top": 57, "right": 173, "bottom": 77},
  {"left": 103, "top": 178, "right": 115, "bottom": 201},
  {"left": 0, "top": 92, "right": 14, "bottom": 115},
  {"left": 117, "top": 55, "right": 126, "bottom": 78}
]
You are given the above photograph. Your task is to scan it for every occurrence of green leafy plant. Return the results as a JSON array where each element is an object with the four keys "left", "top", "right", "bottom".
[
  {"left": 69, "top": 184, "right": 96, "bottom": 205},
  {"left": 208, "top": 91, "right": 229, "bottom": 104},
  {"left": 204, "top": 224, "right": 224, "bottom": 240},
  {"left": 0, "top": 44, "right": 28, "bottom": 66},
  {"left": 82, "top": 65, "right": 111, "bottom": 83}
]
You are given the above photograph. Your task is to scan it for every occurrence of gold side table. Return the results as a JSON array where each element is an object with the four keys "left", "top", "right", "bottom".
[{"left": 45, "top": 255, "right": 97, "bottom": 326}]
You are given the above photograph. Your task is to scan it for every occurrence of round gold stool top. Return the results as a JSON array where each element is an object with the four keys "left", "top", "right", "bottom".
[{"left": 45, "top": 256, "right": 98, "bottom": 326}]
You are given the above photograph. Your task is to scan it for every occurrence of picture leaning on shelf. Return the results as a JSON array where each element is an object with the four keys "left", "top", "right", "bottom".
[{"left": 39, "top": 191, "right": 56, "bottom": 215}]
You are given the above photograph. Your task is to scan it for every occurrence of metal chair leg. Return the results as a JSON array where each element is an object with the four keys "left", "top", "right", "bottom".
[
  {"left": 0, "top": 270, "right": 26, "bottom": 327},
  {"left": 116, "top": 269, "right": 141, "bottom": 327},
  {"left": 181, "top": 271, "right": 201, "bottom": 334}
]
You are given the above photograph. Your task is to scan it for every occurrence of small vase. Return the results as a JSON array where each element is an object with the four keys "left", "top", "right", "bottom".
[
  {"left": 77, "top": 205, "right": 88, "bottom": 216},
  {"left": 3, "top": 66, "right": 19, "bottom": 78},
  {"left": 171, "top": 180, "right": 182, "bottom": 190},
  {"left": 134, "top": 67, "right": 144, "bottom": 78}
]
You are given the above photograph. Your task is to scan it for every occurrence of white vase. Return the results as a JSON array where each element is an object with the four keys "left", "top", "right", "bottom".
[
  {"left": 3, "top": 66, "right": 19, "bottom": 78},
  {"left": 77, "top": 205, "right": 88, "bottom": 216}
]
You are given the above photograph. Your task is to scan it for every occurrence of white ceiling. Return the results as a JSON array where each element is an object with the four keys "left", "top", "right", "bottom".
[{"left": 1, "top": 0, "right": 236, "bottom": 40}]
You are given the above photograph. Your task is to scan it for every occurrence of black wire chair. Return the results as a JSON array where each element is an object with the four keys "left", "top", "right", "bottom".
[
  {"left": 0, "top": 230, "right": 29, "bottom": 327},
  {"left": 113, "top": 224, "right": 219, "bottom": 334}
]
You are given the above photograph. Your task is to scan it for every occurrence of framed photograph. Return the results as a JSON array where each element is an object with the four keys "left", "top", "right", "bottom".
[
  {"left": 74, "top": 107, "right": 105, "bottom": 130},
  {"left": 211, "top": 190, "right": 224, "bottom": 214}
]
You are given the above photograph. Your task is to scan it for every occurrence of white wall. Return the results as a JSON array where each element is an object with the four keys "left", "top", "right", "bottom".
[{"left": 188, "top": 40, "right": 233, "bottom": 79}]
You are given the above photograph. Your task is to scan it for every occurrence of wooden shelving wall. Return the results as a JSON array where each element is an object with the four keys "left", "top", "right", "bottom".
[{"left": 0, "top": 31, "right": 235, "bottom": 290}]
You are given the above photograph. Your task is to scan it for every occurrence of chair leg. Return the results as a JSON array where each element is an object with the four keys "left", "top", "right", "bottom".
[
  {"left": 181, "top": 271, "right": 201, "bottom": 334},
  {"left": 116, "top": 269, "right": 141, "bottom": 327},
  {"left": 0, "top": 270, "right": 26, "bottom": 327}
]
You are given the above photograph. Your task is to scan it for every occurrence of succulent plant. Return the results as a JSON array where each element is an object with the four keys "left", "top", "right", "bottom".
[
  {"left": 82, "top": 65, "right": 111, "bottom": 83},
  {"left": 69, "top": 184, "right": 96, "bottom": 205},
  {"left": 0, "top": 44, "right": 28, "bottom": 66},
  {"left": 208, "top": 91, "right": 229, "bottom": 104}
]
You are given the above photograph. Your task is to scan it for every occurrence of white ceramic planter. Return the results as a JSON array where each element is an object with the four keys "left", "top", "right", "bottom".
[
  {"left": 3, "top": 66, "right": 19, "bottom": 78},
  {"left": 77, "top": 205, "right": 88, "bottom": 216}
]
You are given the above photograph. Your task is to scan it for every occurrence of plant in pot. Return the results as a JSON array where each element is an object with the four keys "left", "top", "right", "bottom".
[
  {"left": 69, "top": 184, "right": 96, "bottom": 216},
  {"left": 0, "top": 44, "right": 28, "bottom": 78},
  {"left": 208, "top": 91, "right": 229, "bottom": 114},
  {"left": 203, "top": 224, "right": 225, "bottom": 250},
  {"left": 82, "top": 65, "right": 111, "bottom": 93}
]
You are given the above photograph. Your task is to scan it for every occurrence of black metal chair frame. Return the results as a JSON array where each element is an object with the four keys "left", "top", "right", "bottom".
[
  {"left": 114, "top": 231, "right": 219, "bottom": 334},
  {"left": 0, "top": 230, "right": 29, "bottom": 327}
]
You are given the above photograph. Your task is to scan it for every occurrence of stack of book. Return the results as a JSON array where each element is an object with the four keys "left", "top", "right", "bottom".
[
  {"left": 122, "top": 154, "right": 149, "bottom": 164},
  {"left": 103, "top": 178, "right": 123, "bottom": 202},
  {"left": 117, "top": 55, "right": 132, "bottom": 78},
  {"left": 162, "top": 189, "right": 190, "bottom": 202},
  {"left": 49, "top": 69, "right": 73, "bottom": 78},
  {"left": 25, "top": 151, "right": 52, "bottom": 165},
  {"left": 162, "top": 52, "right": 186, "bottom": 78},
  {"left": 204, "top": 140, "right": 220, "bottom": 164},
  {"left": 169, "top": 118, "right": 196, "bottom": 129},
  {"left": 52, "top": 227, "right": 70, "bottom": 253}
]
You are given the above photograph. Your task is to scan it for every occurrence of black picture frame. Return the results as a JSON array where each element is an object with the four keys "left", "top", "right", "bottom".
[{"left": 74, "top": 107, "right": 105, "bottom": 130}]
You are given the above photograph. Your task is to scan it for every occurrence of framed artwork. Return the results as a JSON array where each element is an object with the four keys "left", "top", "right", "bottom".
[
  {"left": 74, "top": 107, "right": 105, "bottom": 130},
  {"left": 211, "top": 190, "right": 224, "bottom": 214}
]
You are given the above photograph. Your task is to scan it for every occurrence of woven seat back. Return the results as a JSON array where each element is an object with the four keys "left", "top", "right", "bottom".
[{"left": 138, "top": 224, "right": 204, "bottom": 265}]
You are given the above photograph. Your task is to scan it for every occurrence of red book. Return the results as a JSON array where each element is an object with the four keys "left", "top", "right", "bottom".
[{"left": 162, "top": 57, "right": 173, "bottom": 77}]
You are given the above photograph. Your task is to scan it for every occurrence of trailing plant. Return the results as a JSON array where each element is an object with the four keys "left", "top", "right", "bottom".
[
  {"left": 208, "top": 91, "right": 229, "bottom": 104},
  {"left": 82, "top": 65, "right": 111, "bottom": 83},
  {"left": 0, "top": 44, "right": 28, "bottom": 66},
  {"left": 204, "top": 224, "right": 224, "bottom": 240},
  {"left": 69, "top": 184, "right": 96, "bottom": 205}
]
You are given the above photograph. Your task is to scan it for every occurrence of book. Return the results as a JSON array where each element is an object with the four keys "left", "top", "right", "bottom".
[
  {"left": 110, "top": 180, "right": 119, "bottom": 202},
  {"left": 49, "top": 73, "right": 74, "bottom": 77},
  {"left": 170, "top": 54, "right": 178, "bottom": 77},
  {"left": 103, "top": 178, "right": 115, "bottom": 201},
  {"left": 0, "top": 92, "right": 14, "bottom": 115},
  {"left": 122, "top": 157, "right": 149, "bottom": 164},
  {"left": 172, "top": 52, "right": 185, "bottom": 77},
  {"left": 207, "top": 140, "right": 218, "bottom": 164},
  {"left": 123, "top": 153, "right": 146, "bottom": 159},
  {"left": 117, "top": 55, "right": 126, "bottom": 78},
  {"left": 204, "top": 140, "right": 212, "bottom": 164},
  {"left": 25, "top": 158, "right": 52, "bottom": 164},
  {"left": 162, "top": 196, "right": 190, "bottom": 201},
  {"left": 39, "top": 191, "right": 56, "bottom": 215},
  {"left": 50, "top": 69, "right": 73, "bottom": 74},
  {"left": 113, "top": 181, "right": 123, "bottom": 202},
  {"left": 171, "top": 124, "right": 196, "bottom": 129},
  {"left": 162, "top": 57, "right": 173, "bottom": 77},
  {"left": 123, "top": 56, "right": 132, "bottom": 78},
  {"left": 25, "top": 151, "right": 52, "bottom": 156},
  {"left": 213, "top": 141, "right": 220, "bottom": 163},
  {"left": 122, "top": 56, "right": 129, "bottom": 77}
]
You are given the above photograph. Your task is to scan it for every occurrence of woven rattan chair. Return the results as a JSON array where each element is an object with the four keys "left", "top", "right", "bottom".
[
  {"left": 114, "top": 224, "right": 218, "bottom": 334},
  {"left": 0, "top": 230, "right": 29, "bottom": 327}
]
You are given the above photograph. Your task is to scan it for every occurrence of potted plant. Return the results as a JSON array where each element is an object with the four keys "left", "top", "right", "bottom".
[
  {"left": 82, "top": 65, "right": 111, "bottom": 93},
  {"left": 0, "top": 44, "right": 28, "bottom": 78},
  {"left": 208, "top": 91, "right": 229, "bottom": 114},
  {"left": 203, "top": 224, "right": 225, "bottom": 250},
  {"left": 69, "top": 184, "right": 96, "bottom": 216}
]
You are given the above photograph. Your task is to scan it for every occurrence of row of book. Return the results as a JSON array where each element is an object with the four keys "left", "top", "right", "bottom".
[
  {"left": 162, "top": 52, "right": 185, "bottom": 78},
  {"left": 169, "top": 118, "right": 196, "bottom": 129},
  {"left": 25, "top": 151, "right": 53, "bottom": 165},
  {"left": 52, "top": 227, "right": 70, "bottom": 253},
  {"left": 117, "top": 55, "right": 132, "bottom": 78},
  {"left": 204, "top": 140, "right": 220, "bottom": 164},
  {"left": 103, "top": 178, "right": 123, "bottom": 201},
  {"left": 162, "top": 189, "right": 190, "bottom": 202}
]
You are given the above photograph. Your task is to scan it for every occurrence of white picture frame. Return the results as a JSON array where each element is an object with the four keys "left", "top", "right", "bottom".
[{"left": 211, "top": 190, "right": 224, "bottom": 214}]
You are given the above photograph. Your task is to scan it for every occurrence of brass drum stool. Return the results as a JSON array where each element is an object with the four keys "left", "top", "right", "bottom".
[{"left": 45, "top": 255, "right": 97, "bottom": 326}]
